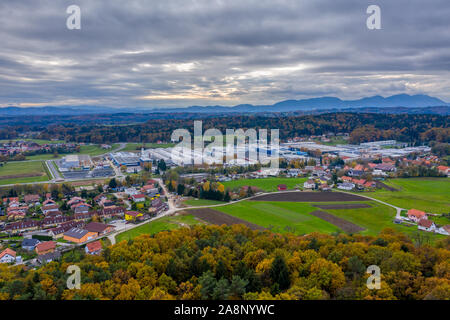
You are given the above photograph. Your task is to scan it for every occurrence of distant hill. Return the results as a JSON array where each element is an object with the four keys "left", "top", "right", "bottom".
[{"left": 1, "top": 94, "right": 448, "bottom": 116}]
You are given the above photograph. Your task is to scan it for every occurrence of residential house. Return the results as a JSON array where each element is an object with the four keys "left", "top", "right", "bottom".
[
  {"left": 348, "top": 169, "right": 364, "bottom": 177},
  {"left": 37, "top": 252, "right": 61, "bottom": 264},
  {"left": 63, "top": 228, "right": 97, "bottom": 243},
  {"left": 337, "top": 183, "right": 355, "bottom": 191},
  {"left": 42, "top": 204, "right": 59, "bottom": 215},
  {"left": 94, "top": 194, "right": 107, "bottom": 204},
  {"left": 7, "top": 210, "right": 26, "bottom": 220},
  {"left": 124, "top": 187, "right": 139, "bottom": 196},
  {"left": 21, "top": 238, "right": 40, "bottom": 251},
  {"left": 85, "top": 222, "right": 115, "bottom": 236},
  {"left": 101, "top": 206, "right": 125, "bottom": 218},
  {"left": 149, "top": 198, "right": 168, "bottom": 215},
  {"left": 4, "top": 220, "right": 41, "bottom": 234},
  {"left": 73, "top": 204, "right": 91, "bottom": 214},
  {"left": 303, "top": 179, "right": 316, "bottom": 190},
  {"left": 48, "top": 220, "right": 85, "bottom": 239},
  {"left": 35, "top": 241, "right": 56, "bottom": 255},
  {"left": 418, "top": 219, "right": 436, "bottom": 232},
  {"left": 125, "top": 211, "right": 143, "bottom": 221},
  {"left": 0, "top": 248, "right": 16, "bottom": 263},
  {"left": 375, "top": 163, "right": 396, "bottom": 172},
  {"left": 436, "top": 225, "right": 450, "bottom": 236},
  {"left": 42, "top": 215, "right": 73, "bottom": 228},
  {"left": 341, "top": 176, "right": 353, "bottom": 183},
  {"left": 407, "top": 209, "right": 427, "bottom": 223},
  {"left": 437, "top": 166, "right": 450, "bottom": 177},
  {"left": 85, "top": 240, "right": 103, "bottom": 255},
  {"left": 24, "top": 194, "right": 40, "bottom": 206},
  {"left": 67, "top": 197, "right": 86, "bottom": 207},
  {"left": 131, "top": 194, "right": 146, "bottom": 203}
]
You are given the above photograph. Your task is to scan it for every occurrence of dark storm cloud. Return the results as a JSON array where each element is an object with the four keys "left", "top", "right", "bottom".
[{"left": 0, "top": 0, "right": 449, "bottom": 107}]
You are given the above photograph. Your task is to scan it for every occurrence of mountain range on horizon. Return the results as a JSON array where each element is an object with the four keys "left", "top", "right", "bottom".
[{"left": 1, "top": 94, "right": 449, "bottom": 117}]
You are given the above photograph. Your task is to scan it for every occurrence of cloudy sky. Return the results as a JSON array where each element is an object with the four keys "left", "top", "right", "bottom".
[{"left": 0, "top": 0, "right": 449, "bottom": 108}]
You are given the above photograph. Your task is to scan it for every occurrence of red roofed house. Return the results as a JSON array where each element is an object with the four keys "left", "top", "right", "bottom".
[
  {"left": 131, "top": 194, "right": 146, "bottom": 202},
  {"left": 0, "top": 248, "right": 16, "bottom": 263},
  {"left": 24, "top": 194, "right": 40, "bottom": 205},
  {"left": 342, "top": 176, "right": 353, "bottom": 182},
  {"left": 418, "top": 219, "right": 436, "bottom": 232},
  {"left": 437, "top": 166, "right": 450, "bottom": 177},
  {"left": 85, "top": 240, "right": 102, "bottom": 255},
  {"left": 42, "top": 203, "right": 59, "bottom": 215},
  {"left": 35, "top": 241, "right": 56, "bottom": 255},
  {"left": 85, "top": 222, "right": 115, "bottom": 236},
  {"left": 407, "top": 209, "right": 427, "bottom": 223}
]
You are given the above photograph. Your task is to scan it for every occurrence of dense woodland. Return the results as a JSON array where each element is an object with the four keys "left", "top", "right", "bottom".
[
  {"left": 1, "top": 113, "right": 448, "bottom": 145},
  {"left": 0, "top": 225, "right": 449, "bottom": 300}
]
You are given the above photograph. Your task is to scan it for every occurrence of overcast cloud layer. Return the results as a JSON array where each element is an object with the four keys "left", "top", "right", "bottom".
[{"left": 0, "top": 0, "right": 449, "bottom": 108}]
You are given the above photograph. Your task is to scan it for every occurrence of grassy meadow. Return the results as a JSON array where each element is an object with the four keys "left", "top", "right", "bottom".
[
  {"left": 370, "top": 178, "right": 450, "bottom": 214},
  {"left": 223, "top": 177, "right": 307, "bottom": 192}
]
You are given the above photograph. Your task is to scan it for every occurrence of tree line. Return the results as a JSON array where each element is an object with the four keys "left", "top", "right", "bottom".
[{"left": 0, "top": 225, "right": 449, "bottom": 300}]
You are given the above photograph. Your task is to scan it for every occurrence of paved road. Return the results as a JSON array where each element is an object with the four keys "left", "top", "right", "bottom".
[{"left": 45, "top": 160, "right": 62, "bottom": 181}]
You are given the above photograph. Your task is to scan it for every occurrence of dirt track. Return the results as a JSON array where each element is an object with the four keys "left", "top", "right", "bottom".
[
  {"left": 309, "top": 210, "right": 365, "bottom": 233},
  {"left": 188, "top": 208, "right": 265, "bottom": 231},
  {"left": 313, "top": 203, "right": 372, "bottom": 210},
  {"left": 250, "top": 191, "right": 367, "bottom": 202}
]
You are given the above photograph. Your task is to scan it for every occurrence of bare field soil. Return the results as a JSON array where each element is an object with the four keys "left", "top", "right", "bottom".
[
  {"left": 313, "top": 203, "right": 372, "bottom": 210},
  {"left": 309, "top": 210, "right": 366, "bottom": 233},
  {"left": 376, "top": 181, "right": 399, "bottom": 191},
  {"left": 188, "top": 208, "right": 265, "bottom": 231},
  {"left": 250, "top": 191, "right": 367, "bottom": 202}
]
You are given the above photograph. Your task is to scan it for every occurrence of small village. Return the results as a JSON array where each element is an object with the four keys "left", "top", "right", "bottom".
[{"left": 0, "top": 179, "right": 169, "bottom": 267}]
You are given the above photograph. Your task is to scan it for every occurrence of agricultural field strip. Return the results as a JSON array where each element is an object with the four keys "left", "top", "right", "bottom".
[{"left": 308, "top": 210, "right": 366, "bottom": 233}]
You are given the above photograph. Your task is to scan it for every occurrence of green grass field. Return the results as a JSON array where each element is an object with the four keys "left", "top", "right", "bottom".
[
  {"left": 370, "top": 178, "right": 450, "bottom": 214},
  {"left": 184, "top": 199, "right": 225, "bottom": 206},
  {"left": 0, "top": 138, "right": 65, "bottom": 144},
  {"left": 0, "top": 161, "right": 49, "bottom": 185},
  {"left": 121, "top": 143, "right": 174, "bottom": 152},
  {"left": 116, "top": 214, "right": 202, "bottom": 242},
  {"left": 214, "top": 199, "right": 445, "bottom": 240},
  {"left": 222, "top": 177, "right": 307, "bottom": 192},
  {"left": 9, "top": 144, "right": 119, "bottom": 161},
  {"left": 78, "top": 144, "right": 119, "bottom": 156},
  {"left": 216, "top": 201, "right": 340, "bottom": 235}
]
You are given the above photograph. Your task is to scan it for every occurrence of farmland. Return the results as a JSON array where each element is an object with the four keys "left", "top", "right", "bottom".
[
  {"left": 116, "top": 214, "right": 202, "bottom": 242},
  {"left": 369, "top": 178, "right": 450, "bottom": 214},
  {"left": 121, "top": 142, "right": 174, "bottom": 152},
  {"left": 212, "top": 198, "right": 445, "bottom": 240},
  {"left": 184, "top": 199, "right": 225, "bottom": 206},
  {"left": 0, "top": 161, "right": 49, "bottom": 185},
  {"left": 223, "top": 177, "right": 307, "bottom": 192},
  {"left": 215, "top": 201, "right": 341, "bottom": 235}
]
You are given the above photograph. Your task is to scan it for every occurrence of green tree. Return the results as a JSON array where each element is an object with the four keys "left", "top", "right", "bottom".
[{"left": 270, "top": 256, "right": 291, "bottom": 291}]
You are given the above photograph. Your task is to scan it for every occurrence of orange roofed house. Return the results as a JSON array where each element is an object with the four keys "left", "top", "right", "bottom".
[
  {"left": 63, "top": 228, "right": 97, "bottom": 244},
  {"left": 35, "top": 241, "right": 56, "bottom": 255},
  {"left": 407, "top": 209, "right": 427, "bottom": 223},
  {"left": 85, "top": 240, "right": 103, "bottom": 255},
  {"left": 0, "top": 248, "right": 17, "bottom": 263}
]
